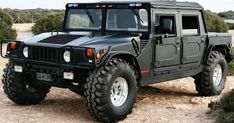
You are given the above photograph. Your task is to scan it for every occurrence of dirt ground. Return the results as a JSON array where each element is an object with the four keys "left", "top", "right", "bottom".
[
  {"left": 1, "top": 44, "right": 234, "bottom": 123},
  {"left": 0, "top": 27, "right": 233, "bottom": 123}
]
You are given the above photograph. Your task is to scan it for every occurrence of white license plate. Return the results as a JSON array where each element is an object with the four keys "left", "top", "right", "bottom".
[{"left": 36, "top": 73, "right": 52, "bottom": 81}]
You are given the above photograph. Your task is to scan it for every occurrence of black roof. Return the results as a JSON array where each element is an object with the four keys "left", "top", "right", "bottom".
[{"left": 97, "top": 0, "right": 203, "bottom": 10}]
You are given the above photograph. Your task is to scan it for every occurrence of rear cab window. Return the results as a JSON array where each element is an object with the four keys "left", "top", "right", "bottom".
[{"left": 182, "top": 16, "right": 200, "bottom": 35}]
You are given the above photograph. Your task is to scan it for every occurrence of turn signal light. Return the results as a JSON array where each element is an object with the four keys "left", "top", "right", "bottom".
[
  {"left": 10, "top": 41, "right": 17, "bottom": 50},
  {"left": 86, "top": 48, "right": 94, "bottom": 57},
  {"left": 96, "top": 53, "right": 101, "bottom": 59}
]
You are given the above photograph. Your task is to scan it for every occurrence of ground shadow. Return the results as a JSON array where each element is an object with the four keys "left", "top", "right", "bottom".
[{"left": 139, "top": 85, "right": 197, "bottom": 97}]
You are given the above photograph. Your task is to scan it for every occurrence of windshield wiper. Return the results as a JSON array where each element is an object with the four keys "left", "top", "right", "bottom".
[
  {"left": 83, "top": 7, "right": 95, "bottom": 24},
  {"left": 131, "top": 9, "right": 144, "bottom": 23}
]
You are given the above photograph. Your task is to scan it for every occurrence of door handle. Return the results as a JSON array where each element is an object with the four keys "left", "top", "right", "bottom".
[
  {"left": 176, "top": 40, "right": 180, "bottom": 45},
  {"left": 201, "top": 37, "right": 205, "bottom": 43},
  {"left": 176, "top": 38, "right": 181, "bottom": 45}
]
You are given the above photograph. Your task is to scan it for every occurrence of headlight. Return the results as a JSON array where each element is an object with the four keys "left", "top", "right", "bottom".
[
  {"left": 63, "top": 50, "right": 71, "bottom": 62},
  {"left": 23, "top": 47, "right": 29, "bottom": 58}
]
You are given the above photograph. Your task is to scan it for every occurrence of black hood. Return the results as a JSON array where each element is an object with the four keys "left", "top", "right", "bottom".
[{"left": 23, "top": 32, "right": 139, "bottom": 49}]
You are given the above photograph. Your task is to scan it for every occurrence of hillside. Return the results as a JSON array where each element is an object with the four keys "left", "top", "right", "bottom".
[{"left": 3, "top": 8, "right": 64, "bottom": 23}]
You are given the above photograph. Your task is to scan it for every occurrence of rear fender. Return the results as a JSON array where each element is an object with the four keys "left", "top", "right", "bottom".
[{"left": 203, "top": 44, "right": 233, "bottom": 64}]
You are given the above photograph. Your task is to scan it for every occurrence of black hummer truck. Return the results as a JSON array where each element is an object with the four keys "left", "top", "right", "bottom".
[{"left": 1, "top": 1, "right": 233, "bottom": 122}]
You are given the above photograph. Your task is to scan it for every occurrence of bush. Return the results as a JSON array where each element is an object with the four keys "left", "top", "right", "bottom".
[
  {"left": 32, "top": 14, "right": 64, "bottom": 35},
  {"left": 227, "top": 23, "right": 234, "bottom": 30},
  {"left": 205, "top": 10, "right": 228, "bottom": 32},
  {"left": 209, "top": 90, "right": 234, "bottom": 123},
  {"left": 228, "top": 48, "right": 234, "bottom": 76},
  {"left": 0, "top": 9, "right": 17, "bottom": 42}
]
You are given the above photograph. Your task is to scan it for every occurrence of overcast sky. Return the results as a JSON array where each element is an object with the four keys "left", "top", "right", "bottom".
[{"left": 0, "top": 0, "right": 233, "bottom": 13}]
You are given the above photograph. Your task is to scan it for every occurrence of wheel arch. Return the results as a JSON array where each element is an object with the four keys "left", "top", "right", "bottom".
[
  {"left": 101, "top": 52, "right": 141, "bottom": 81},
  {"left": 204, "top": 44, "right": 233, "bottom": 64}
]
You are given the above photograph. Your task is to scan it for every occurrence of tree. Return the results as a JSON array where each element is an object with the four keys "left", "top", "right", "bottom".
[
  {"left": 205, "top": 10, "right": 228, "bottom": 32},
  {"left": 218, "top": 10, "right": 234, "bottom": 19},
  {"left": 0, "top": 9, "right": 17, "bottom": 42},
  {"left": 32, "top": 14, "right": 64, "bottom": 35}
]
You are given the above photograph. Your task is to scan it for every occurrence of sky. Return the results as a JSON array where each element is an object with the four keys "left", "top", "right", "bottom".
[{"left": 0, "top": 0, "right": 233, "bottom": 13}]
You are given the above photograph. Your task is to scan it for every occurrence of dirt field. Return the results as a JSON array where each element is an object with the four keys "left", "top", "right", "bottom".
[
  {"left": 12, "top": 23, "right": 34, "bottom": 40},
  {"left": 0, "top": 26, "right": 233, "bottom": 123}
]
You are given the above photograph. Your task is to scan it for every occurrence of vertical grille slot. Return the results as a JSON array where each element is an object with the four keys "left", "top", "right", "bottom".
[
  {"left": 29, "top": 46, "right": 60, "bottom": 63},
  {"left": 142, "top": 40, "right": 149, "bottom": 48}
]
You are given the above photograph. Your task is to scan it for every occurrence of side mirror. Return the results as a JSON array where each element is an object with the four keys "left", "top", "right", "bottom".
[{"left": 161, "top": 19, "right": 173, "bottom": 34}]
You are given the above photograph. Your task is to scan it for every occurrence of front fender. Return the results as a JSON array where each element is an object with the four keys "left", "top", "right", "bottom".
[
  {"left": 97, "top": 51, "right": 142, "bottom": 80},
  {"left": 99, "top": 51, "right": 136, "bottom": 66}
]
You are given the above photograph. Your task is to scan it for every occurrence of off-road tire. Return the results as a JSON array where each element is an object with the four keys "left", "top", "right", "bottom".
[
  {"left": 84, "top": 58, "right": 137, "bottom": 122},
  {"left": 2, "top": 61, "right": 51, "bottom": 105},
  {"left": 195, "top": 51, "right": 227, "bottom": 96}
]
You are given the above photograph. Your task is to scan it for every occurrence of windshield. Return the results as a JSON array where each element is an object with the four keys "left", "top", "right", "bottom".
[
  {"left": 66, "top": 9, "right": 102, "bottom": 30},
  {"left": 65, "top": 8, "right": 148, "bottom": 32},
  {"left": 106, "top": 9, "right": 148, "bottom": 32}
]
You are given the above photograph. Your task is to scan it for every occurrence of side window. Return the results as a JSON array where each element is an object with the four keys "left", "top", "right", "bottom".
[
  {"left": 155, "top": 15, "right": 176, "bottom": 35},
  {"left": 182, "top": 16, "right": 199, "bottom": 35}
]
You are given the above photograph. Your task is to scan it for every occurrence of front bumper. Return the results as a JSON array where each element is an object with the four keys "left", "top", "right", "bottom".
[{"left": 12, "top": 58, "right": 90, "bottom": 88}]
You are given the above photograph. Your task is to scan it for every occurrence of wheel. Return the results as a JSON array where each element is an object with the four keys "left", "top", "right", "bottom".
[
  {"left": 84, "top": 58, "right": 137, "bottom": 122},
  {"left": 2, "top": 61, "right": 51, "bottom": 105},
  {"left": 194, "top": 51, "right": 227, "bottom": 96}
]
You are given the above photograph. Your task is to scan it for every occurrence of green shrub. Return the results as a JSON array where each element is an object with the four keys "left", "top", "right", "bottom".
[
  {"left": 211, "top": 90, "right": 234, "bottom": 123},
  {"left": 218, "top": 111, "right": 234, "bottom": 123},
  {"left": 227, "top": 23, "right": 234, "bottom": 30},
  {"left": 0, "top": 9, "right": 17, "bottom": 42},
  {"left": 205, "top": 10, "right": 228, "bottom": 32},
  {"left": 228, "top": 48, "right": 234, "bottom": 76},
  {"left": 32, "top": 14, "right": 64, "bottom": 35}
]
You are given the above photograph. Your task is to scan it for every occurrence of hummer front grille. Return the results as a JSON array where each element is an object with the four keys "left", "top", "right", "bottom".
[{"left": 29, "top": 46, "right": 60, "bottom": 63}]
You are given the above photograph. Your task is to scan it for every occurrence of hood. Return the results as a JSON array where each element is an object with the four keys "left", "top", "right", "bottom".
[{"left": 23, "top": 32, "right": 138, "bottom": 49}]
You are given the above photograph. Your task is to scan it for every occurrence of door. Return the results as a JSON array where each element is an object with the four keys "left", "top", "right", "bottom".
[
  {"left": 153, "top": 10, "right": 181, "bottom": 70},
  {"left": 179, "top": 11, "right": 206, "bottom": 67}
]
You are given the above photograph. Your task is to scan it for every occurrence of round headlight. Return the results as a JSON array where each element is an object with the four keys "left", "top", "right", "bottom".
[
  {"left": 23, "top": 47, "right": 29, "bottom": 58},
  {"left": 63, "top": 50, "right": 71, "bottom": 62}
]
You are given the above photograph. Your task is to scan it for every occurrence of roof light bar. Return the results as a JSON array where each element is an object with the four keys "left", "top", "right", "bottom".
[
  {"left": 136, "top": 3, "right": 142, "bottom": 7},
  {"left": 68, "top": 3, "right": 79, "bottom": 7},
  {"left": 129, "top": 3, "right": 142, "bottom": 7}
]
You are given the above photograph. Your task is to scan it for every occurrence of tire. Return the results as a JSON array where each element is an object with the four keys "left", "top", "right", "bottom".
[
  {"left": 2, "top": 61, "right": 51, "bottom": 105},
  {"left": 195, "top": 51, "right": 227, "bottom": 96},
  {"left": 84, "top": 58, "right": 137, "bottom": 122}
]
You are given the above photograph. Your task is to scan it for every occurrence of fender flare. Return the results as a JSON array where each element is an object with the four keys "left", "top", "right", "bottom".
[
  {"left": 203, "top": 44, "right": 233, "bottom": 64},
  {"left": 99, "top": 51, "right": 142, "bottom": 79}
]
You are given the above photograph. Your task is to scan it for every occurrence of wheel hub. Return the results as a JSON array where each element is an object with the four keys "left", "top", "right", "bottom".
[
  {"left": 213, "top": 64, "right": 223, "bottom": 86},
  {"left": 110, "top": 77, "right": 128, "bottom": 107}
]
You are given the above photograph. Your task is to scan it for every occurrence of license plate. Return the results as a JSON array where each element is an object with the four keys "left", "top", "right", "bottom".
[{"left": 36, "top": 73, "right": 52, "bottom": 81}]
